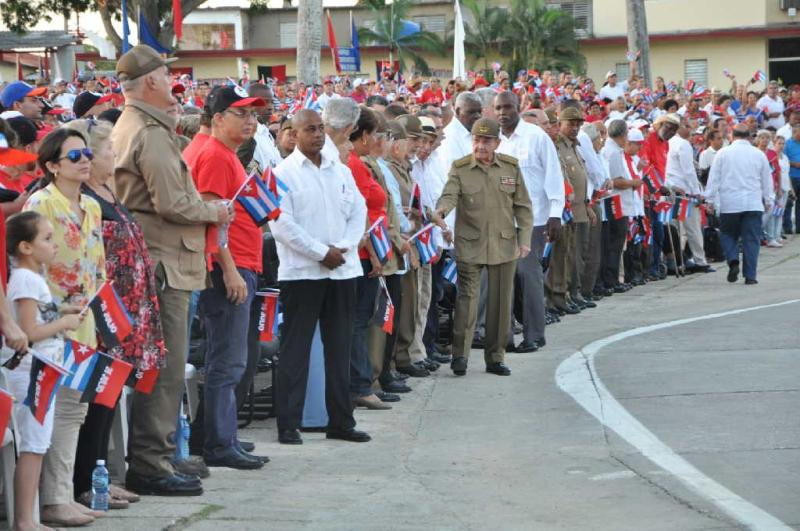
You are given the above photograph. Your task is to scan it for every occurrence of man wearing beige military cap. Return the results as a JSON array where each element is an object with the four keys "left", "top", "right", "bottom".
[
  {"left": 432, "top": 118, "right": 533, "bottom": 377},
  {"left": 112, "top": 44, "right": 232, "bottom": 496}
]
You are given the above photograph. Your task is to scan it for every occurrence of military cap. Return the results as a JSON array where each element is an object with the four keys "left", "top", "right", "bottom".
[
  {"left": 544, "top": 109, "right": 558, "bottom": 124},
  {"left": 396, "top": 114, "right": 424, "bottom": 138},
  {"left": 471, "top": 118, "right": 500, "bottom": 138},
  {"left": 559, "top": 107, "right": 584, "bottom": 122},
  {"left": 386, "top": 120, "right": 407, "bottom": 141},
  {"left": 116, "top": 44, "right": 177, "bottom": 80}
]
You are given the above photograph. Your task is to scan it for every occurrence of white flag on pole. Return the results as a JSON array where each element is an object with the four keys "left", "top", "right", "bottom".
[{"left": 453, "top": 0, "right": 466, "bottom": 80}]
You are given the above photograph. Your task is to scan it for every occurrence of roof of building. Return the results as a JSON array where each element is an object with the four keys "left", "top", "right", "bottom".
[{"left": 0, "top": 31, "right": 81, "bottom": 50}]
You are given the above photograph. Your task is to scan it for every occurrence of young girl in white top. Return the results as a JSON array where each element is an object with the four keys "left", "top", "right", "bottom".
[
  {"left": 766, "top": 136, "right": 791, "bottom": 247},
  {"left": 3, "top": 211, "right": 82, "bottom": 531}
]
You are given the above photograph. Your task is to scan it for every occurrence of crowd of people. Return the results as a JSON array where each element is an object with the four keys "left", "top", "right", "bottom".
[{"left": 0, "top": 44, "right": 788, "bottom": 529}]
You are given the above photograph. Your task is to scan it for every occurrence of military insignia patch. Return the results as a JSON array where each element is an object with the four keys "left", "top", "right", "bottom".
[{"left": 500, "top": 176, "right": 516, "bottom": 186}]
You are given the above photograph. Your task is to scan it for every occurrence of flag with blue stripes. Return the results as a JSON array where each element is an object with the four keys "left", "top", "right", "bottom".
[
  {"left": 59, "top": 340, "right": 99, "bottom": 392},
  {"left": 562, "top": 204, "right": 574, "bottom": 224},
  {"left": 442, "top": 258, "right": 457, "bottom": 285},
  {"left": 772, "top": 203, "right": 785, "bottom": 217},
  {"left": 237, "top": 174, "right": 281, "bottom": 225},
  {"left": 302, "top": 88, "right": 321, "bottom": 112},
  {"left": 414, "top": 226, "right": 438, "bottom": 264},
  {"left": 369, "top": 218, "right": 393, "bottom": 264}
]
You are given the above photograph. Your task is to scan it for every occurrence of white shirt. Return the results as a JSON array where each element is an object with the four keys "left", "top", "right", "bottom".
[
  {"left": 757, "top": 94, "right": 786, "bottom": 129},
  {"left": 253, "top": 123, "right": 283, "bottom": 170},
  {"left": 626, "top": 154, "right": 646, "bottom": 216},
  {"left": 599, "top": 83, "right": 625, "bottom": 102},
  {"left": 777, "top": 123, "right": 792, "bottom": 140},
  {"left": 498, "top": 119, "right": 565, "bottom": 227},
  {"left": 438, "top": 118, "right": 473, "bottom": 176},
  {"left": 601, "top": 138, "right": 635, "bottom": 217},
  {"left": 317, "top": 92, "right": 340, "bottom": 110},
  {"left": 666, "top": 135, "right": 702, "bottom": 195},
  {"left": 270, "top": 148, "right": 367, "bottom": 281},
  {"left": 576, "top": 129, "right": 607, "bottom": 197},
  {"left": 52, "top": 92, "right": 76, "bottom": 110},
  {"left": 698, "top": 147, "right": 717, "bottom": 171},
  {"left": 706, "top": 139, "right": 774, "bottom": 214},
  {"left": 412, "top": 149, "right": 454, "bottom": 249},
  {"left": 779, "top": 153, "right": 791, "bottom": 196},
  {"left": 2, "top": 268, "right": 62, "bottom": 365}
]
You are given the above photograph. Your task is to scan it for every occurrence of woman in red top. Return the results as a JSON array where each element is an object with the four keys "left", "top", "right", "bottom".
[{"left": 347, "top": 107, "right": 391, "bottom": 410}]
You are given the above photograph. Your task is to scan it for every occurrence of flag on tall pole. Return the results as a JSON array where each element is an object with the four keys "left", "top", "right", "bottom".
[
  {"left": 327, "top": 11, "right": 342, "bottom": 73},
  {"left": 173, "top": 0, "right": 184, "bottom": 41},
  {"left": 453, "top": 0, "right": 466, "bottom": 80},
  {"left": 121, "top": 0, "right": 131, "bottom": 52},
  {"left": 350, "top": 11, "right": 361, "bottom": 72}
]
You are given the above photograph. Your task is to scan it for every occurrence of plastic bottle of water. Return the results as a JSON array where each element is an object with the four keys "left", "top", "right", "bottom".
[
  {"left": 178, "top": 414, "right": 191, "bottom": 461},
  {"left": 90, "top": 459, "right": 109, "bottom": 512}
]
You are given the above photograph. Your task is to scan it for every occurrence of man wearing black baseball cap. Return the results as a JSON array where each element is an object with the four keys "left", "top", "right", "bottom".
[
  {"left": 72, "top": 91, "right": 114, "bottom": 119},
  {"left": 184, "top": 85, "right": 269, "bottom": 470},
  {"left": 112, "top": 44, "right": 232, "bottom": 496}
]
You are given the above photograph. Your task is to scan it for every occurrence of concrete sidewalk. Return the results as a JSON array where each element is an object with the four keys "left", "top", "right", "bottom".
[{"left": 85, "top": 239, "right": 800, "bottom": 531}]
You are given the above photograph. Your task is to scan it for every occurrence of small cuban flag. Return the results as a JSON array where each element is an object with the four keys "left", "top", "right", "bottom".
[
  {"left": 237, "top": 173, "right": 281, "bottom": 225},
  {"left": 60, "top": 340, "right": 99, "bottom": 392},
  {"left": 773, "top": 203, "right": 785, "bottom": 218},
  {"left": 754, "top": 70, "right": 767, "bottom": 82},
  {"left": 442, "top": 257, "right": 457, "bottom": 285},
  {"left": 302, "top": 88, "right": 321, "bottom": 112},
  {"left": 368, "top": 216, "right": 393, "bottom": 265},
  {"left": 413, "top": 224, "right": 438, "bottom": 264},
  {"left": 262, "top": 167, "right": 289, "bottom": 200}
]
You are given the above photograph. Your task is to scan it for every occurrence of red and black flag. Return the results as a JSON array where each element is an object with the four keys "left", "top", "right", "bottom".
[
  {"left": 81, "top": 353, "right": 133, "bottom": 409},
  {"left": 370, "top": 278, "right": 395, "bottom": 334},
  {"left": 24, "top": 352, "right": 69, "bottom": 424},
  {"left": 125, "top": 367, "right": 160, "bottom": 394},
  {"left": 88, "top": 282, "right": 133, "bottom": 348},
  {"left": 257, "top": 291, "right": 279, "bottom": 342}
]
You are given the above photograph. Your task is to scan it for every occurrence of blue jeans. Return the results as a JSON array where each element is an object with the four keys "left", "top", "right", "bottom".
[
  {"left": 199, "top": 266, "right": 257, "bottom": 459},
  {"left": 719, "top": 211, "right": 762, "bottom": 281},
  {"left": 648, "top": 207, "right": 665, "bottom": 275},
  {"left": 784, "top": 178, "right": 800, "bottom": 232},
  {"left": 350, "top": 260, "right": 377, "bottom": 397}
]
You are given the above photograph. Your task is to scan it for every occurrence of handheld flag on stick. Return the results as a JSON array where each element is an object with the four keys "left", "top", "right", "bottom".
[
  {"left": 442, "top": 257, "right": 457, "bottom": 285},
  {"left": 754, "top": 70, "right": 767, "bottom": 82},
  {"left": 608, "top": 195, "right": 624, "bottom": 220},
  {"left": 25, "top": 351, "right": 70, "bottom": 424},
  {"left": 237, "top": 172, "right": 282, "bottom": 225},
  {"left": 80, "top": 353, "right": 133, "bottom": 409},
  {"left": 367, "top": 216, "right": 393, "bottom": 265},
  {"left": 370, "top": 278, "right": 395, "bottom": 334},
  {"left": 541, "top": 241, "right": 553, "bottom": 272},
  {"left": 257, "top": 291, "right": 279, "bottom": 342},
  {"left": 126, "top": 367, "right": 160, "bottom": 394},
  {"left": 411, "top": 224, "right": 438, "bottom": 264},
  {"left": 87, "top": 281, "right": 133, "bottom": 349},
  {"left": 60, "top": 340, "right": 99, "bottom": 393}
]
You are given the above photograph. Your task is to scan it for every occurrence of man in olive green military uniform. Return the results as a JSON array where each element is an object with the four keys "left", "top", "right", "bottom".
[
  {"left": 431, "top": 118, "right": 533, "bottom": 376},
  {"left": 547, "top": 106, "right": 589, "bottom": 314}
]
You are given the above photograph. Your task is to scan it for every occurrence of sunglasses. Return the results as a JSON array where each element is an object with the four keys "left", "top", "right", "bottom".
[{"left": 59, "top": 148, "right": 94, "bottom": 163}]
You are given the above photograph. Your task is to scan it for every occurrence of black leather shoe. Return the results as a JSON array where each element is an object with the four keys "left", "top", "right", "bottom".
[
  {"left": 577, "top": 298, "right": 596, "bottom": 308},
  {"left": 278, "top": 429, "right": 303, "bottom": 445},
  {"left": 375, "top": 391, "right": 400, "bottom": 402},
  {"left": 326, "top": 428, "right": 371, "bottom": 442},
  {"left": 421, "top": 358, "right": 439, "bottom": 372},
  {"left": 397, "top": 364, "right": 429, "bottom": 377},
  {"left": 390, "top": 370, "right": 409, "bottom": 381},
  {"left": 745, "top": 278, "right": 758, "bottom": 285},
  {"left": 471, "top": 337, "right": 485, "bottom": 349},
  {"left": 534, "top": 338, "right": 546, "bottom": 349},
  {"left": 451, "top": 356, "right": 467, "bottom": 376},
  {"left": 555, "top": 304, "right": 580, "bottom": 315},
  {"left": 205, "top": 448, "right": 264, "bottom": 470},
  {"left": 172, "top": 457, "right": 209, "bottom": 479},
  {"left": 505, "top": 342, "right": 516, "bottom": 353},
  {"left": 125, "top": 472, "right": 203, "bottom": 496},
  {"left": 239, "top": 441, "right": 255, "bottom": 453},
  {"left": 613, "top": 284, "right": 626, "bottom": 293},
  {"left": 727, "top": 261, "right": 740, "bottom": 283},
  {"left": 515, "top": 340, "right": 538, "bottom": 353},
  {"left": 595, "top": 287, "right": 613, "bottom": 297},
  {"left": 485, "top": 362, "right": 511, "bottom": 376},
  {"left": 236, "top": 447, "right": 270, "bottom": 464},
  {"left": 381, "top": 380, "right": 412, "bottom": 393},
  {"left": 567, "top": 302, "right": 582, "bottom": 313}
]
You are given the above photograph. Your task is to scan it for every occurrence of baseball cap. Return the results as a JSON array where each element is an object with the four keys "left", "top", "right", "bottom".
[
  {"left": 419, "top": 116, "right": 437, "bottom": 137},
  {"left": 172, "top": 83, "right": 186, "bottom": 94},
  {"left": 206, "top": 86, "right": 266, "bottom": 115},
  {"left": 116, "top": 44, "right": 178, "bottom": 80},
  {"left": 396, "top": 115, "right": 424, "bottom": 138},
  {"left": 605, "top": 70, "right": 617, "bottom": 80},
  {"left": 73, "top": 91, "right": 115, "bottom": 118},
  {"left": 559, "top": 107, "right": 584, "bottom": 122},
  {"left": 627, "top": 128, "right": 645, "bottom": 143},
  {"left": 0, "top": 133, "right": 38, "bottom": 166},
  {"left": 6, "top": 116, "right": 38, "bottom": 147},
  {"left": 471, "top": 118, "right": 500, "bottom": 138},
  {"left": 1, "top": 81, "right": 47, "bottom": 109}
]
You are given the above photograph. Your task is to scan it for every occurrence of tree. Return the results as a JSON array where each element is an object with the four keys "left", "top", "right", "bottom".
[
  {"left": 357, "top": 0, "right": 446, "bottom": 76},
  {"left": 502, "top": 0, "right": 585, "bottom": 75},
  {"left": 2, "top": 0, "right": 207, "bottom": 54},
  {"left": 626, "top": 0, "right": 651, "bottom": 87},
  {"left": 461, "top": 0, "right": 507, "bottom": 75},
  {"left": 296, "top": 0, "right": 323, "bottom": 85}
]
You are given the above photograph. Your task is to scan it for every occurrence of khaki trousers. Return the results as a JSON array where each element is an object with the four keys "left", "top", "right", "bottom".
[
  {"left": 679, "top": 206, "right": 709, "bottom": 266},
  {"left": 41, "top": 388, "right": 87, "bottom": 505},
  {"left": 409, "top": 264, "right": 432, "bottom": 360},
  {"left": 127, "top": 265, "right": 191, "bottom": 478},
  {"left": 452, "top": 260, "right": 516, "bottom": 364},
  {"left": 395, "top": 269, "right": 424, "bottom": 368},
  {"left": 545, "top": 222, "right": 576, "bottom": 308}
]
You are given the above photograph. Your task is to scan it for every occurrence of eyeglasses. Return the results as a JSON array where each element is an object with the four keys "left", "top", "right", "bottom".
[
  {"left": 226, "top": 109, "right": 258, "bottom": 119},
  {"left": 59, "top": 148, "right": 94, "bottom": 163}
]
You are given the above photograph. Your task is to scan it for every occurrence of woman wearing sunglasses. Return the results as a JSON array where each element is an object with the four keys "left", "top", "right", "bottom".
[
  {"left": 64, "top": 119, "right": 162, "bottom": 510},
  {"left": 23, "top": 128, "right": 107, "bottom": 527}
]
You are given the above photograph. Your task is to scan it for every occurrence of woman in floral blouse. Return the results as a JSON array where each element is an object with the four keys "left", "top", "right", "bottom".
[
  {"left": 64, "top": 118, "right": 166, "bottom": 510},
  {"left": 24, "top": 128, "right": 106, "bottom": 527}
]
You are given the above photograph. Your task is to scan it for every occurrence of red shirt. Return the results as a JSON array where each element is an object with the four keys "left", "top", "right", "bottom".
[
  {"left": 640, "top": 132, "right": 669, "bottom": 184},
  {"left": 189, "top": 136, "right": 263, "bottom": 273},
  {"left": 182, "top": 132, "right": 210, "bottom": 166},
  {"left": 0, "top": 169, "right": 26, "bottom": 194},
  {"left": 0, "top": 209, "right": 6, "bottom": 290},
  {"left": 348, "top": 152, "right": 386, "bottom": 260},
  {"left": 419, "top": 88, "right": 444, "bottom": 105}
]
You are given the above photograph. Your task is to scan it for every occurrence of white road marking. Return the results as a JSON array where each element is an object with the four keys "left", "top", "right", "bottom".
[
  {"left": 589, "top": 470, "right": 638, "bottom": 482},
  {"left": 556, "top": 299, "right": 800, "bottom": 530}
]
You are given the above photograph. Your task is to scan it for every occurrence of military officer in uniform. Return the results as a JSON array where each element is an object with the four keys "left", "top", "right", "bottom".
[
  {"left": 431, "top": 118, "right": 533, "bottom": 376},
  {"left": 547, "top": 106, "right": 590, "bottom": 314}
]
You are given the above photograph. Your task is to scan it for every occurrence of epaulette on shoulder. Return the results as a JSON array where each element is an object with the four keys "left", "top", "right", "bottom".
[
  {"left": 496, "top": 153, "right": 519, "bottom": 165},
  {"left": 454, "top": 154, "right": 473, "bottom": 168}
]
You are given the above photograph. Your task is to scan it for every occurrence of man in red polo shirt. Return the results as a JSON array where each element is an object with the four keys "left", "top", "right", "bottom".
[{"left": 187, "top": 86, "right": 266, "bottom": 470}]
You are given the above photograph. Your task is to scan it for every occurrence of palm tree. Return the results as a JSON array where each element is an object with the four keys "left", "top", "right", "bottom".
[
  {"left": 357, "top": 0, "right": 446, "bottom": 76},
  {"left": 461, "top": 0, "right": 507, "bottom": 75},
  {"left": 502, "top": 0, "right": 585, "bottom": 75},
  {"left": 297, "top": 0, "right": 323, "bottom": 84}
]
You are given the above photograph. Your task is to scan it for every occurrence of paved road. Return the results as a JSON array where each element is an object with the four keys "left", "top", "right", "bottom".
[{"left": 88, "top": 240, "right": 800, "bottom": 531}]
